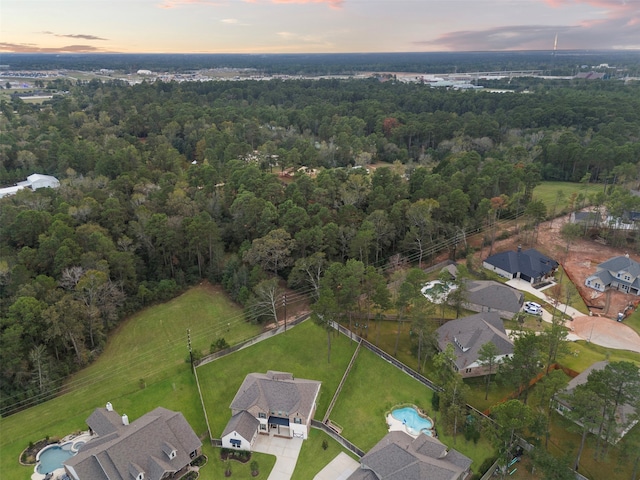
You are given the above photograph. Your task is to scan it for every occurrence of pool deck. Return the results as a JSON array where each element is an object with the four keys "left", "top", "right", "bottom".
[{"left": 31, "top": 432, "right": 94, "bottom": 480}]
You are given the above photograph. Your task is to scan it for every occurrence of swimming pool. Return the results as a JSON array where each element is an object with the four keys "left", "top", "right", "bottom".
[
  {"left": 391, "top": 406, "right": 434, "bottom": 436},
  {"left": 36, "top": 443, "right": 75, "bottom": 474},
  {"left": 420, "top": 281, "right": 456, "bottom": 304}
]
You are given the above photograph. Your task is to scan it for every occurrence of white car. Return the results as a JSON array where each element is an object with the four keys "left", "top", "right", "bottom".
[{"left": 523, "top": 301, "right": 542, "bottom": 315}]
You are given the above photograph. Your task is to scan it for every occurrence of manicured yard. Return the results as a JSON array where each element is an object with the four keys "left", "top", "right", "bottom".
[
  {"left": 0, "top": 284, "right": 257, "bottom": 480},
  {"left": 199, "top": 443, "right": 276, "bottom": 480},
  {"left": 329, "top": 347, "right": 495, "bottom": 473},
  {"left": 291, "top": 428, "right": 359, "bottom": 480},
  {"left": 196, "top": 320, "right": 357, "bottom": 438}
]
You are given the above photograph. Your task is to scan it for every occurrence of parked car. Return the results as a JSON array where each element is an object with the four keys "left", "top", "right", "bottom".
[{"left": 524, "top": 301, "right": 542, "bottom": 315}]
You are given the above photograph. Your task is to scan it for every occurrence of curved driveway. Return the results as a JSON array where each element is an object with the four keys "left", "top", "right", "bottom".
[{"left": 570, "top": 316, "right": 640, "bottom": 353}]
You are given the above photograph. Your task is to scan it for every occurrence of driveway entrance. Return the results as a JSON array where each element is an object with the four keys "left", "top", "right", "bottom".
[{"left": 252, "top": 435, "right": 303, "bottom": 480}]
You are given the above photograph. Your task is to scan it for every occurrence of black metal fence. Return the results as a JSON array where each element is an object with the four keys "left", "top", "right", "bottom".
[{"left": 311, "top": 419, "right": 365, "bottom": 458}]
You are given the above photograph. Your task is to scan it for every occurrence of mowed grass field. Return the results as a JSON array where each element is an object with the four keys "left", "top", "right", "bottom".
[
  {"left": 533, "top": 181, "right": 604, "bottom": 213},
  {"left": 196, "top": 321, "right": 358, "bottom": 438},
  {"left": 0, "top": 283, "right": 257, "bottom": 480}
]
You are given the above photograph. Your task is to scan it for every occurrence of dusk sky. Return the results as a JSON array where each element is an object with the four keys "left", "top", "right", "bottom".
[{"left": 2, "top": 0, "right": 639, "bottom": 54}]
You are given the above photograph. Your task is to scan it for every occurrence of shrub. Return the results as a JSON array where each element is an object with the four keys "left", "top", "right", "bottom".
[{"left": 321, "top": 439, "right": 328, "bottom": 450}]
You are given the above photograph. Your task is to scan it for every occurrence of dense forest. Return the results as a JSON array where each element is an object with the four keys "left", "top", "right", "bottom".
[{"left": 1, "top": 76, "right": 640, "bottom": 416}]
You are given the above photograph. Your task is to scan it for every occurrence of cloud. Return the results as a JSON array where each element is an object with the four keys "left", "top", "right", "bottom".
[
  {"left": 419, "top": 18, "right": 640, "bottom": 50},
  {"left": 158, "top": 0, "right": 227, "bottom": 9},
  {"left": 41, "top": 31, "right": 108, "bottom": 41},
  {"left": 267, "top": 0, "right": 343, "bottom": 7},
  {"left": 420, "top": 0, "right": 640, "bottom": 51},
  {"left": 0, "top": 43, "right": 103, "bottom": 53}
]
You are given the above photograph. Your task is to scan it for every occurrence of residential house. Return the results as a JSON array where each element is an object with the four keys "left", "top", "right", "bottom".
[
  {"left": 221, "top": 371, "right": 321, "bottom": 450},
  {"left": 483, "top": 247, "right": 558, "bottom": 285},
  {"left": 64, "top": 403, "right": 202, "bottom": 480},
  {"left": 0, "top": 173, "right": 60, "bottom": 198},
  {"left": 347, "top": 431, "right": 472, "bottom": 480},
  {"left": 570, "top": 211, "right": 601, "bottom": 227},
  {"left": 585, "top": 254, "right": 640, "bottom": 296},
  {"left": 555, "top": 361, "right": 638, "bottom": 442},
  {"left": 463, "top": 280, "right": 524, "bottom": 320},
  {"left": 436, "top": 311, "right": 513, "bottom": 378}
]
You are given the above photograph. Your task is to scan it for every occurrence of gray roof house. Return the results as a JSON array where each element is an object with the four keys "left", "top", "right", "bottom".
[
  {"left": 64, "top": 404, "right": 202, "bottom": 480},
  {"left": 483, "top": 247, "right": 558, "bottom": 285},
  {"left": 555, "top": 361, "right": 638, "bottom": 442},
  {"left": 463, "top": 280, "right": 524, "bottom": 319},
  {"left": 436, "top": 311, "right": 513, "bottom": 378},
  {"left": 347, "top": 431, "right": 472, "bottom": 480},
  {"left": 585, "top": 255, "right": 640, "bottom": 296},
  {"left": 222, "top": 371, "right": 321, "bottom": 450}
]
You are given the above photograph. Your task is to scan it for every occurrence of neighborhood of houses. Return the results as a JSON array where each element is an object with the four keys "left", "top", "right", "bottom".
[{"left": 29, "top": 243, "right": 638, "bottom": 480}]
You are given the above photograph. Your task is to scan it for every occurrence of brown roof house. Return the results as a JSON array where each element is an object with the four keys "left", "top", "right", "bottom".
[
  {"left": 347, "top": 431, "right": 472, "bottom": 480},
  {"left": 221, "top": 371, "right": 321, "bottom": 450},
  {"left": 64, "top": 403, "right": 202, "bottom": 480},
  {"left": 554, "top": 361, "right": 639, "bottom": 442},
  {"left": 436, "top": 311, "right": 514, "bottom": 378}
]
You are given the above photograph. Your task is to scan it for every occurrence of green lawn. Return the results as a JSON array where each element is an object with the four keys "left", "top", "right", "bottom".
[
  {"left": 291, "top": 428, "right": 359, "bottom": 480},
  {"left": 196, "top": 321, "right": 357, "bottom": 438},
  {"left": 0, "top": 284, "right": 258, "bottom": 480},
  {"left": 200, "top": 443, "right": 276, "bottom": 480},
  {"left": 624, "top": 308, "right": 640, "bottom": 336},
  {"left": 533, "top": 181, "right": 604, "bottom": 214}
]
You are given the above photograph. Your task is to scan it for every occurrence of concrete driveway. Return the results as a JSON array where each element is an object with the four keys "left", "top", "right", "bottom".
[
  {"left": 252, "top": 435, "right": 303, "bottom": 480},
  {"left": 313, "top": 452, "right": 360, "bottom": 480},
  {"left": 571, "top": 316, "right": 640, "bottom": 353},
  {"left": 506, "top": 278, "right": 640, "bottom": 352}
]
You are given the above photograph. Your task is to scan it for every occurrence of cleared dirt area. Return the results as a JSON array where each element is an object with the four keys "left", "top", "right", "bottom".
[{"left": 473, "top": 213, "right": 640, "bottom": 320}]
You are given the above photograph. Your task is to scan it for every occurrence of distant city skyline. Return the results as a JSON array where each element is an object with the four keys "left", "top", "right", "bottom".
[{"left": 2, "top": 0, "right": 639, "bottom": 54}]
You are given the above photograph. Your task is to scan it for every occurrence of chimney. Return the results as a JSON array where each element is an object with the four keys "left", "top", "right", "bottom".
[
  {"left": 517, "top": 245, "right": 522, "bottom": 253},
  {"left": 106, "top": 402, "right": 113, "bottom": 411},
  {"left": 122, "top": 414, "right": 129, "bottom": 426}
]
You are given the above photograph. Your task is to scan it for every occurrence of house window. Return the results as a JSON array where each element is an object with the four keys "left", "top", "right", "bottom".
[
  {"left": 625, "top": 276, "right": 631, "bottom": 281},
  {"left": 230, "top": 439, "right": 241, "bottom": 448},
  {"left": 258, "top": 412, "right": 266, "bottom": 419},
  {"left": 466, "top": 368, "right": 472, "bottom": 373},
  {"left": 293, "top": 418, "right": 302, "bottom": 424},
  {"left": 260, "top": 424, "right": 267, "bottom": 431}
]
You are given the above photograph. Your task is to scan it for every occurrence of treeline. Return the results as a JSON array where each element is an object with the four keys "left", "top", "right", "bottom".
[
  {"left": 3, "top": 51, "right": 640, "bottom": 76},
  {"left": 0, "top": 77, "right": 639, "bottom": 414}
]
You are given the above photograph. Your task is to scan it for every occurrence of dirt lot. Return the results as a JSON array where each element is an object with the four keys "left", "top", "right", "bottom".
[{"left": 472, "top": 213, "right": 640, "bottom": 320}]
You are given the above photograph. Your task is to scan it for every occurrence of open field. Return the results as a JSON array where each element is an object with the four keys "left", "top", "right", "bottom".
[
  {"left": 533, "top": 181, "right": 604, "bottom": 213},
  {"left": 0, "top": 284, "right": 257, "bottom": 480}
]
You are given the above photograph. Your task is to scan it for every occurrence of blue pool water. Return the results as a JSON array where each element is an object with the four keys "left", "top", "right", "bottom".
[
  {"left": 392, "top": 407, "right": 433, "bottom": 436},
  {"left": 36, "top": 443, "right": 75, "bottom": 474}
]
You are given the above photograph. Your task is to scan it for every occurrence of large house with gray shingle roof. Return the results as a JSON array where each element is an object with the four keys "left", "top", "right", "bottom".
[
  {"left": 463, "top": 280, "right": 524, "bottom": 320},
  {"left": 585, "top": 255, "right": 640, "bottom": 296},
  {"left": 483, "top": 247, "right": 557, "bottom": 285},
  {"left": 64, "top": 404, "right": 201, "bottom": 480},
  {"left": 436, "top": 311, "right": 513, "bottom": 378},
  {"left": 221, "top": 371, "right": 321, "bottom": 450},
  {"left": 348, "top": 431, "right": 472, "bottom": 480}
]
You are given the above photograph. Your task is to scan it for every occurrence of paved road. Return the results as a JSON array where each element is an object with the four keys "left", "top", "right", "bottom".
[{"left": 506, "top": 278, "right": 640, "bottom": 352}]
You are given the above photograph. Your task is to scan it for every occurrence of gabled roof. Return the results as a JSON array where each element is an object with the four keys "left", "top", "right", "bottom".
[
  {"left": 222, "top": 411, "right": 260, "bottom": 441},
  {"left": 349, "top": 431, "right": 471, "bottom": 480},
  {"left": 436, "top": 312, "right": 513, "bottom": 371},
  {"left": 65, "top": 406, "right": 201, "bottom": 480},
  {"left": 485, "top": 248, "right": 557, "bottom": 278},
  {"left": 229, "top": 371, "right": 321, "bottom": 419},
  {"left": 464, "top": 280, "right": 524, "bottom": 314},
  {"left": 597, "top": 255, "right": 640, "bottom": 278}
]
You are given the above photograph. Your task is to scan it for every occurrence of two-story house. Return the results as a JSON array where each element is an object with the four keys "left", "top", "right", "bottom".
[
  {"left": 585, "top": 254, "right": 640, "bottom": 296},
  {"left": 221, "top": 371, "right": 321, "bottom": 451}
]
